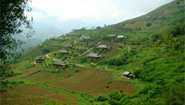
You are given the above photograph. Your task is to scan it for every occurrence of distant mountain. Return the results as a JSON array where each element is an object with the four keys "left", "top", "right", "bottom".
[
  {"left": 103, "top": 0, "right": 184, "bottom": 34},
  {"left": 14, "top": 34, "right": 42, "bottom": 49},
  {"left": 31, "top": 22, "right": 63, "bottom": 41}
]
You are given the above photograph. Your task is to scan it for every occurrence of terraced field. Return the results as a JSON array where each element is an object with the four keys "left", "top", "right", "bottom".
[
  {"left": 25, "top": 67, "right": 81, "bottom": 83},
  {"left": 49, "top": 68, "right": 113, "bottom": 93},
  {"left": 5, "top": 67, "right": 41, "bottom": 81},
  {"left": 48, "top": 67, "right": 137, "bottom": 96},
  {"left": 89, "top": 80, "right": 137, "bottom": 97},
  {"left": 99, "top": 41, "right": 118, "bottom": 47},
  {"left": 2, "top": 63, "right": 137, "bottom": 105},
  {"left": 0, "top": 85, "right": 79, "bottom": 105}
]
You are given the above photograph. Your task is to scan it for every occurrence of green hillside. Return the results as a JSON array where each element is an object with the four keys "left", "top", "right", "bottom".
[{"left": 1, "top": 0, "right": 184, "bottom": 105}]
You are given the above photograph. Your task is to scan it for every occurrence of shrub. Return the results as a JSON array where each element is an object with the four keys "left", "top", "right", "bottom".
[
  {"left": 106, "top": 80, "right": 112, "bottom": 84},
  {"left": 97, "top": 94, "right": 106, "bottom": 102}
]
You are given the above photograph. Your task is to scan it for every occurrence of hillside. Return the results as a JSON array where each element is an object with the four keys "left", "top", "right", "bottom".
[{"left": 1, "top": 0, "right": 184, "bottom": 105}]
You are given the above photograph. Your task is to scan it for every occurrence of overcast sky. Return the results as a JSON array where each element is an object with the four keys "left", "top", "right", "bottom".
[{"left": 27, "top": 0, "right": 173, "bottom": 34}]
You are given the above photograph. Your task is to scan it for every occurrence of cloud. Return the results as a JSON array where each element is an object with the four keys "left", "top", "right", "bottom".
[{"left": 29, "top": 0, "right": 173, "bottom": 24}]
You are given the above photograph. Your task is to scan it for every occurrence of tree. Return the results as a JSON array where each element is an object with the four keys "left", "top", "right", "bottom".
[
  {"left": 0, "top": 0, "right": 32, "bottom": 91},
  {"left": 0, "top": 0, "right": 32, "bottom": 61}
]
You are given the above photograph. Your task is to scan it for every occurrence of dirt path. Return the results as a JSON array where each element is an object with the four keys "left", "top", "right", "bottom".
[
  {"left": 127, "top": 45, "right": 131, "bottom": 51},
  {"left": 44, "top": 41, "right": 102, "bottom": 67},
  {"left": 70, "top": 41, "right": 102, "bottom": 60},
  {"left": 74, "top": 64, "right": 85, "bottom": 67},
  {"left": 46, "top": 53, "right": 60, "bottom": 61}
]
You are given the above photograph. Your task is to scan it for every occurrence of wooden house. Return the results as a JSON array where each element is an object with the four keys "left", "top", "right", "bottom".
[
  {"left": 36, "top": 56, "right": 45, "bottom": 63},
  {"left": 123, "top": 71, "right": 132, "bottom": 77},
  {"left": 58, "top": 50, "right": 69, "bottom": 54},
  {"left": 97, "top": 45, "right": 109, "bottom": 50},
  {"left": 86, "top": 53, "right": 101, "bottom": 61},
  {"left": 117, "top": 35, "right": 124, "bottom": 39},
  {"left": 59, "top": 37, "right": 65, "bottom": 41},
  {"left": 53, "top": 61, "right": 68, "bottom": 68},
  {"left": 65, "top": 45, "right": 72, "bottom": 48},
  {"left": 109, "top": 35, "right": 117, "bottom": 38},
  {"left": 83, "top": 37, "right": 91, "bottom": 40}
]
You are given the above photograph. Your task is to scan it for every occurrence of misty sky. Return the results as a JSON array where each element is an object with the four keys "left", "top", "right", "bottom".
[{"left": 27, "top": 0, "right": 173, "bottom": 34}]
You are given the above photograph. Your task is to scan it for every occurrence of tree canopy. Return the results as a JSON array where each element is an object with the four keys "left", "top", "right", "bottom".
[{"left": 0, "top": 0, "right": 32, "bottom": 61}]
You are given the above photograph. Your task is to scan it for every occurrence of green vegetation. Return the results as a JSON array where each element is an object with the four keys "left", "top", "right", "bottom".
[{"left": 1, "top": 0, "right": 185, "bottom": 105}]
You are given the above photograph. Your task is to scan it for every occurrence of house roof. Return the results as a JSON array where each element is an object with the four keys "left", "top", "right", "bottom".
[
  {"left": 50, "top": 37, "right": 56, "bottom": 40},
  {"left": 86, "top": 53, "right": 101, "bottom": 58},
  {"left": 97, "top": 45, "right": 109, "bottom": 49},
  {"left": 58, "top": 50, "right": 68, "bottom": 53},
  {"left": 117, "top": 35, "right": 124, "bottom": 38},
  {"left": 65, "top": 45, "right": 72, "bottom": 47},
  {"left": 83, "top": 37, "right": 91, "bottom": 39},
  {"left": 59, "top": 38, "right": 65, "bottom": 40},
  {"left": 36, "top": 56, "right": 44, "bottom": 60},
  {"left": 53, "top": 61, "right": 68, "bottom": 66},
  {"left": 109, "top": 35, "right": 117, "bottom": 37},
  {"left": 123, "top": 71, "right": 131, "bottom": 75}
]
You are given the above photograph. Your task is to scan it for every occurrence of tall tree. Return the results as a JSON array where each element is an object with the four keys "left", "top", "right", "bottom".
[
  {"left": 0, "top": 0, "right": 32, "bottom": 61},
  {"left": 0, "top": 0, "right": 32, "bottom": 90}
]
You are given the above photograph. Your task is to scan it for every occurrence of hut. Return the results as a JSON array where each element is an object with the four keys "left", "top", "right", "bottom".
[
  {"left": 117, "top": 35, "right": 124, "bottom": 39},
  {"left": 65, "top": 45, "right": 72, "bottom": 48},
  {"left": 59, "top": 37, "right": 65, "bottom": 41},
  {"left": 123, "top": 71, "right": 132, "bottom": 77},
  {"left": 97, "top": 45, "right": 109, "bottom": 50},
  {"left": 109, "top": 35, "right": 117, "bottom": 38},
  {"left": 83, "top": 37, "right": 91, "bottom": 40},
  {"left": 86, "top": 53, "right": 101, "bottom": 61},
  {"left": 36, "top": 56, "right": 45, "bottom": 63},
  {"left": 53, "top": 61, "right": 68, "bottom": 68},
  {"left": 58, "top": 50, "right": 69, "bottom": 54}
]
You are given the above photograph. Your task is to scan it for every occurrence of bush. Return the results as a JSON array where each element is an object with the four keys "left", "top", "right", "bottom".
[
  {"left": 106, "top": 80, "right": 112, "bottom": 84},
  {"left": 97, "top": 94, "right": 106, "bottom": 102}
]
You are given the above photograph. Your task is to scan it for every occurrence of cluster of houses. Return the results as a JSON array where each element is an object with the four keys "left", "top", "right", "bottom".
[
  {"left": 36, "top": 56, "right": 68, "bottom": 68},
  {"left": 37, "top": 34, "right": 125, "bottom": 69},
  {"left": 109, "top": 35, "right": 124, "bottom": 39},
  {"left": 35, "top": 43, "right": 111, "bottom": 68}
]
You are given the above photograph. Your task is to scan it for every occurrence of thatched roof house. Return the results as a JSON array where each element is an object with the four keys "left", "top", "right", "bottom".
[
  {"left": 109, "top": 35, "right": 117, "bottom": 38},
  {"left": 65, "top": 45, "right": 72, "bottom": 48},
  {"left": 58, "top": 50, "right": 69, "bottom": 54},
  {"left": 83, "top": 37, "right": 91, "bottom": 40},
  {"left": 123, "top": 71, "right": 132, "bottom": 77},
  {"left": 117, "top": 35, "right": 124, "bottom": 39},
  {"left": 97, "top": 45, "right": 109, "bottom": 49},
  {"left": 86, "top": 53, "right": 101, "bottom": 60},
  {"left": 59, "top": 37, "right": 65, "bottom": 40},
  {"left": 36, "top": 56, "right": 45, "bottom": 63},
  {"left": 53, "top": 61, "right": 68, "bottom": 68}
]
